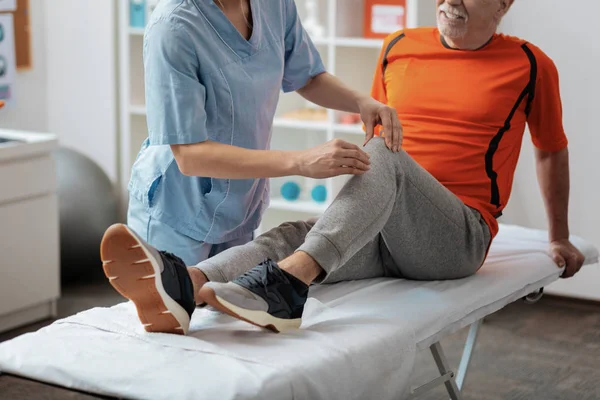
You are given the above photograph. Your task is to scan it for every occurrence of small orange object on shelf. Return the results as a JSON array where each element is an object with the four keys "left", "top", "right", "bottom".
[
  {"left": 0, "top": 101, "right": 5, "bottom": 109},
  {"left": 339, "top": 112, "right": 361, "bottom": 125},
  {"left": 364, "top": 0, "right": 407, "bottom": 39}
]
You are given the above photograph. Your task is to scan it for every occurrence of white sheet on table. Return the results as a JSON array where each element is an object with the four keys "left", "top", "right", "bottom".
[
  {"left": 0, "top": 291, "right": 417, "bottom": 400},
  {"left": 0, "top": 224, "right": 597, "bottom": 400}
]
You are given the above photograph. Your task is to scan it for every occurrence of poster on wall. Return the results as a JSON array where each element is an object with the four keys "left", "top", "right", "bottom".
[
  {"left": 0, "top": 0, "right": 16, "bottom": 12},
  {"left": 13, "top": 0, "right": 32, "bottom": 69},
  {"left": 0, "top": 13, "right": 15, "bottom": 105}
]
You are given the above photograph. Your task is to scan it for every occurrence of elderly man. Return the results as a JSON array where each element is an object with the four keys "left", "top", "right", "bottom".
[{"left": 101, "top": 0, "right": 585, "bottom": 335}]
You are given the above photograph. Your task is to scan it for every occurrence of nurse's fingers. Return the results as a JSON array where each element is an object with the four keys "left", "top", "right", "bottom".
[
  {"left": 381, "top": 111, "right": 394, "bottom": 151},
  {"left": 364, "top": 121, "right": 375, "bottom": 147},
  {"left": 338, "top": 140, "right": 370, "bottom": 158},
  {"left": 339, "top": 140, "right": 368, "bottom": 151},
  {"left": 339, "top": 158, "right": 370, "bottom": 172},
  {"left": 338, "top": 149, "right": 371, "bottom": 166},
  {"left": 391, "top": 117, "right": 403, "bottom": 153}
]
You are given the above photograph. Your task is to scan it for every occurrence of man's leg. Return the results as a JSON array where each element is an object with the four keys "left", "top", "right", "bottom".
[
  {"left": 294, "top": 138, "right": 491, "bottom": 282},
  {"left": 193, "top": 220, "right": 388, "bottom": 285},
  {"left": 199, "top": 138, "right": 490, "bottom": 332},
  {"left": 192, "top": 220, "right": 315, "bottom": 284}
]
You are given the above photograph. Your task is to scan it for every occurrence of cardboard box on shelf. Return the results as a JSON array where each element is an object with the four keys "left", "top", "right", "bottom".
[{"left": 364, "top": 0, "right": 406, "bottom": 39}]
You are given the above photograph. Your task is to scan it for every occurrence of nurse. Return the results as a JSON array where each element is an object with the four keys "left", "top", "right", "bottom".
[{"left": 101, "top": 0, "right": 402, "bottom": 320}]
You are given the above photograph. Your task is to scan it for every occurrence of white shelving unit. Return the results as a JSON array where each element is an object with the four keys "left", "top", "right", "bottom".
[{"left": 117, "top": 0, "right": 436, "bottom": 229}]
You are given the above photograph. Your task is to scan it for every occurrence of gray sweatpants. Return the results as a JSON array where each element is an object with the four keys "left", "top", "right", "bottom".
[{"left": 196, "top": 138, "right": 491, "bottom": 284}]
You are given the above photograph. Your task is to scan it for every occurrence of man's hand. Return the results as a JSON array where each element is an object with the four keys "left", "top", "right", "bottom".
[
  {"left": 359, "top": 97, "right": 403, "bottom": 152},
  {"left": 295, "top": 139, "right": 371, "bottom": 179},
  {"left": 549, "top": 239, "right": 585, "bottom": 278}
]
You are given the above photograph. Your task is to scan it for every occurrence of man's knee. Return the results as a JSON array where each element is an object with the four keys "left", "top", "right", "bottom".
[
  {"left": 364, "top": 136, "right": 390, "bottom": 156},
  {"left": 364, "top": 137, "right": 413, "bottom": 177}
]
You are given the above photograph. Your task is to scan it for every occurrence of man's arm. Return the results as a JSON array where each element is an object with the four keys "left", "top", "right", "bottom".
[
  {"left": 297, "top": 73, "right": 403, "bottom": 152},
  {"left": 535, "top": 147, "right": 585, "bottom": 277},
  {"left": 536, "top": 147, "right": 570, "bottom": 241}
]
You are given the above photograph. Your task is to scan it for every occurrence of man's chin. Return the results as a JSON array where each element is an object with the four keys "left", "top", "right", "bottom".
[{"left": 438, "top": 24, "right": 467, "bottom": 40}]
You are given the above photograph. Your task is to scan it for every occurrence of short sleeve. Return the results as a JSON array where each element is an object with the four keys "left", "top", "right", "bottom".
[
  {"left": 281, "top": 0, "right": 327, "bottom": 93},
  {"left": 143, "top": 18, "right": 208, "bottom": 145},
  {"left": 527, "top": 46, "right": 568, "bottom": 152}
]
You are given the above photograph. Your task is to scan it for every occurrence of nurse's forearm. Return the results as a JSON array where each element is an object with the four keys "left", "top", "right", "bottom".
[
  {"left": 171, "top": 141, "right": 298, "bottom": 179},
  {"left": 297, "top": 72, "right": 368, "bottom": 113},
  {"left": 171, "top": 139, "right": 371, "bottom": 179}
]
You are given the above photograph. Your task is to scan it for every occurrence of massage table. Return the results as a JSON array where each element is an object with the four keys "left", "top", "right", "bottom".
[{"left": 0, "top": 224, "right": 598, "bottom": 400}]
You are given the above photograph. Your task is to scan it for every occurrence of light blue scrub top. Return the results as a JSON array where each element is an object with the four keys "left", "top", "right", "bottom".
[{"left": 128, "top": 0, "right": 326, "bottom": 243}]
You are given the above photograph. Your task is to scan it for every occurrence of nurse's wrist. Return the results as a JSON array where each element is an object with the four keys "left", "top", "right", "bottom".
[
  {"left": 284, "top": 150, "right": 304, "bottom": 176},
  {"left": 355, "top": 95, "right": 373, "bottom": 114}
]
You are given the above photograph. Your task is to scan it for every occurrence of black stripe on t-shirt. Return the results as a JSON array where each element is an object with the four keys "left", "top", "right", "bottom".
[
  {"left": 521, "top": 44, "right": 537, "bottom": 116},
  {"left": 485, "top": 43, "right": 538, "bottom": 214},
  {"left": 382, "top": 33, "right": 406, "bottom": 75}
]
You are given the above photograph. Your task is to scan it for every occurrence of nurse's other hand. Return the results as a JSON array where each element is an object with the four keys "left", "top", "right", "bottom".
[
  {"left": 297, "top": 139, "right": 371, "bottom": 179},
  {"left": 359, "top": 97, "right": 403, "bottom": 152}
]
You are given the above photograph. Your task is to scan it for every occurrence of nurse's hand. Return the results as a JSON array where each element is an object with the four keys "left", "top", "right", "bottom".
[
  {"left": 297, "top": 139, "right": 371, "bottom": 179},
  {"left": 359, "top": 98, "right": 403, "bottom": 152}
]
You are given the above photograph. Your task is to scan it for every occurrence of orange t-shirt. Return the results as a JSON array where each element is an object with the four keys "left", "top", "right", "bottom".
[{"left": 371, "top": 28, "right": 568, "bottom": 240}]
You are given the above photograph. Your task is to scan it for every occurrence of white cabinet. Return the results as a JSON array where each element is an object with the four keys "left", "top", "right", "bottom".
[{"left": 0, "top": 130, "right": 60, "bottom": 333}]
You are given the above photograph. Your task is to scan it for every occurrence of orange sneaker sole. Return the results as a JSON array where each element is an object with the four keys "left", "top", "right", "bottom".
[{"left": 100, "top": 224, "right": 189, "bottom": 335}]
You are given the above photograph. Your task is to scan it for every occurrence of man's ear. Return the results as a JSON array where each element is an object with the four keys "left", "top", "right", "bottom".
[
  {"left": 501, "top": 0, "right": 515, "bottom": 13},
  {"left": 497, "top": 0, "right": 514, "bottom": 18}
]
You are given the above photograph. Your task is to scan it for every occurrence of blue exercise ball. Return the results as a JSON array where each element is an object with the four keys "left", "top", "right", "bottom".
[
  {"left": 311, "top": 185, "right": 327, "bottom": 203},
  {"left": 53, "top": 147, "right": 119, "bottom": 283},
  {"left": 280, "top": 181, "right": 301, "bottom": 201}
]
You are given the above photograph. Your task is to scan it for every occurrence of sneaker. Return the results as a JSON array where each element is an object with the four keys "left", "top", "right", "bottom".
[
  {"left": 198, "top": 259, "right": 309, "bottom": 333},
  {"left": 100, "top": 224, "right": 196, "bottom": 335}
]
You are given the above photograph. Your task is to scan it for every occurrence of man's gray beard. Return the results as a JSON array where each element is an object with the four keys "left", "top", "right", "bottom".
[{"left": 438, "top": 23, "right": 468, "bottom": 40}]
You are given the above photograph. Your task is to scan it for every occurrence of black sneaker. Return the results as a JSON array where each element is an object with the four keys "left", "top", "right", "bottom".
[
  {"left": 199, "top": 259, "right": 309, "bottom": 333},
  {"left": 100, "top": 224, "right": 196, "bottom": 335}
]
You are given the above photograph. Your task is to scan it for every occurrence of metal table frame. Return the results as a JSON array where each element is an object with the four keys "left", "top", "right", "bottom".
[{"left": 407, "top": 288, "right": 544, "bottom": 399}]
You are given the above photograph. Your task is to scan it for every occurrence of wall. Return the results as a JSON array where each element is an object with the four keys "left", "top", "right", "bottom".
[
  {"left": 500, "top": 1, "right": 600, "bottom": 300},
  {"left": 45, "top": 0, "right": 118, "bottom": 183},
  {"left": 0, "top": 0, "right": 48, "bottom": 132},
  {"left": 0, "top": 0, "right": 117, "bottom": 183}
]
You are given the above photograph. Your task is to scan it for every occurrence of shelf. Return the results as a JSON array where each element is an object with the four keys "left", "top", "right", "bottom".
[
  {"left": 128, "top": 112, "right": 363, "bottom": 134},
  {"left": 269, "top": 198, "right": 328, "bottom": 214},
  {"left": 335, "top": 37, "right": 384, "bottom": 49},
  {"left": 273, "top": 118, "right": 329, "bottom": 131},
  {"left": 307, "top": 37, "right": 384, "bottom": 49},
  {"left": 333, "top": 123, "right": 364, "bottom": 134},
  {"left": 129, "top": 27, "right": 145, "bottom": 36},
  {"left": 130, "top": 31, "right": 380, "bottom": 50},
  {"left": 311, "top": 37, "right": 331, "bottom": 46},
  {"left": 130, "top": 105, "right": 147, "bottom": 115}
]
